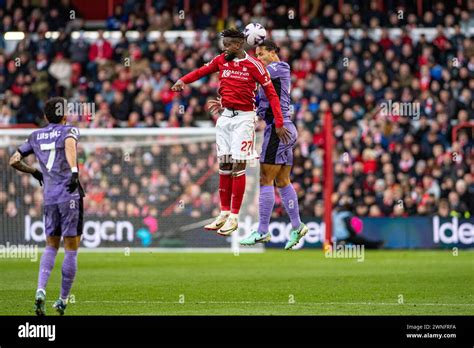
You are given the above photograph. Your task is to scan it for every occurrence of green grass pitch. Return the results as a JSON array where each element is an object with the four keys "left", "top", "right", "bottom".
[{"left": 0, "top": 250, "right": 472, "bottom": 315}]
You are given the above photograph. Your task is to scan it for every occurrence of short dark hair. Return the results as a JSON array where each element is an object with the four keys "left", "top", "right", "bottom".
[
  {"left": 258, "top": 40, "right": 280, "bottom": 53},
  {"left": 44, "top": 97, "right": 66, "bottom": 124},
  {"left": 221, "top": 28, "right": 245, "bottom": 39}
]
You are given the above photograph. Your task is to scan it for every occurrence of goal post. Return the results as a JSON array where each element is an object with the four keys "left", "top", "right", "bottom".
[{"left": 0, "top": 127, "right": 263, "bottom": 253}]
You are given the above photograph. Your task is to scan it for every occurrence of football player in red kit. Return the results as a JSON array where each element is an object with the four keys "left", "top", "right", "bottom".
[{"left": 172, "top": 28, "right": 290, "bottom": 236}]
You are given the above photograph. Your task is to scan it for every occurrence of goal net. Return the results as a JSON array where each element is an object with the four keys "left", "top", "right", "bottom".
[{"left": 0, "top": 128, "right": 263, "bottom": 252}]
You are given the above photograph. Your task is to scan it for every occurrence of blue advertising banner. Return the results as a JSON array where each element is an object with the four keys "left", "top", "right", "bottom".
[
  {"left": 263, "top": 216, "right": 474, "bottom": 250},
  {"left": 2, "top": 214, "right": 473, "bottom": 249}
]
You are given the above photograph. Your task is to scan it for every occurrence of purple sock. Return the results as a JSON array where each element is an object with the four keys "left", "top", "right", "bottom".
[
  {"left": 60, "top": 250, "right": 78, "bottom": 300},
  {"left": 278, "top": 184, "right": 302, "bottom": 229},
  {"left": 257, "top": 185, "right": 275, "bottom": 234},
  {"left": 37, "top": 246, "right": 58, "bottom": 291}
]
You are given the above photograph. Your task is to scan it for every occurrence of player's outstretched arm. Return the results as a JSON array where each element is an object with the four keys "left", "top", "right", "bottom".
[
  {"left": 171, "top": 55, "right": 220, "bottom": 92},
  {"left": 9, "top": 151, "right": 44, "bottom": 186},
  {"left": 65, "top": 137, "right": 80, "bottom": 193}
]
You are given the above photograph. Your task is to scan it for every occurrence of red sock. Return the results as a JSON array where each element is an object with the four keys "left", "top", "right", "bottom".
[
  {"left": 219, "top": 170, "right": 233, "bottom": 211},
  {"left": 231, "top": 170, "right": 246, "bottom": 214}
]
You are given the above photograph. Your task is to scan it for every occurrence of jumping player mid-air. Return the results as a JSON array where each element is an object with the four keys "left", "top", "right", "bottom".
[
  {"left": 10, "top": 97, "right": 84, "bottom": 315},
  {"left": 171, "top": 29, "right": 291, "bottom": 236},
  {"left": 210, "top": 40, "right": 307, "bottom": 249}
]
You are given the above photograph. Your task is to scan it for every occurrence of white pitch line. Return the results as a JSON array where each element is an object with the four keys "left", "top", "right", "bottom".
[
  {"left": 33, "top": 247, "right": 264, "bottom": 254},
  {"left": 16, "top": 300, "right": 473, "bottom": 307}
]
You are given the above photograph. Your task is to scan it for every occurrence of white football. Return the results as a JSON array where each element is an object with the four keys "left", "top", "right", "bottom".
[{"left": 244, "top": 23, "right": 267, "bottom": 46}]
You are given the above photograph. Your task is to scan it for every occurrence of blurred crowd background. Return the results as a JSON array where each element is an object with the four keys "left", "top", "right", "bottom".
[{"left": 0, "top": 0, "right": 473, "bottom": 221}]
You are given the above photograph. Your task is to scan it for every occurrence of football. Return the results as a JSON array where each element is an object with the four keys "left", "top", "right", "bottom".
[{"left": 244, "top": 22, "right": 267, "bottom": 46}]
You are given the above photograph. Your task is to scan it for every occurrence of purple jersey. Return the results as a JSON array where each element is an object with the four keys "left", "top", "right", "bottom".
[
  {"left": 18, "top": 124, "right": 81, "bottom": 205},
  {"left": 256, "top": 61, "right": 292, "bottom": 125}
]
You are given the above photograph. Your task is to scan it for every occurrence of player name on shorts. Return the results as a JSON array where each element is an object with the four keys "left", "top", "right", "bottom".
[
  {"left": 18, "top": 322, "right": 56, "bottom": 341},
  {"left": 324, "top": 242, "right": 365, "bottom": 262}
]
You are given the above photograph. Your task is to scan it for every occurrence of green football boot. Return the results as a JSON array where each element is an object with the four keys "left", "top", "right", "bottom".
[
  {"left": 240, "top": 231, "right": 271, "bottom": 246},
  {"left": 284, "top": 223, "right": 309, "bottom": 250}
]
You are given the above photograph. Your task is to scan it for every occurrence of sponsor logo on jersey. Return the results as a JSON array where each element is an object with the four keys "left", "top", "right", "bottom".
[{"left": 221, "top": 69, "right": 250, "bottom": 79}]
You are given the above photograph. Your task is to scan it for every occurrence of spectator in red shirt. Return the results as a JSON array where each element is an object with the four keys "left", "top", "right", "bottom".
[
  {"left": 433, "top": 26, "right": 448, "bottom": 52},
  {"left": 87, "top": 30, "right": 113, "bottom": 75},
  {"left": 88, "top": 31, "right": 113, "bottom": 62},
  {"left": 362, "top": 148, "right": 377, "bottom": 174},
  {"left": 379, "top": 28, "right": 393, "bottom": 51},
  {"left": 112, "top": 68, "right": 130, "bottom": 92}
]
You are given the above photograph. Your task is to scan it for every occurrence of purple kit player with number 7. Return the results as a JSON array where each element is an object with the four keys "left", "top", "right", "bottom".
[{"left": 9, "top": 97, "right": 85, "bottom": 316}]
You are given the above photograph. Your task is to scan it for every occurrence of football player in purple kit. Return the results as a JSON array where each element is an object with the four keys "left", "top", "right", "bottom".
[
  {"left": 9, "top": 97, "right": 84, "bottom": 315},
  {"left": 210, "top": 40, "right": 308, "bottom": 249}
]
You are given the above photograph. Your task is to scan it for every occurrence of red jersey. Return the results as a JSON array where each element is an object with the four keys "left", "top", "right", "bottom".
[{"left": 180, "top": 52, "right": 284, "bottom": 128}]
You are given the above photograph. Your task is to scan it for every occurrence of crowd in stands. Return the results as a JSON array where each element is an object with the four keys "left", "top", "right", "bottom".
[
  {"left": 2, "top": 0, "right": 474, "bottom": 32},
  {"left": 0, "top": 0, "right": 473, "bottom": 221},
  {"left": 0, "top": 141, "right": 220, "bottom": 222}
]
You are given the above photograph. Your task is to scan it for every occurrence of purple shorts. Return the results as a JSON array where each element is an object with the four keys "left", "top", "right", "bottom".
[
  {"left": 260, "top": 122, "right": 297, "bottom": 165},
  {"left": 44, "top": 198, "right": 83, "bottom": 237}
]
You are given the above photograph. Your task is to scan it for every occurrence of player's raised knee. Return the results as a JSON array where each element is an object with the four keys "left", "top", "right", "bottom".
[
  {"left": 260, "top": 172, "right": 274, "bottom": 186},
  {"left": 275, "top": 177, "right": 291, "bottom": 188}
]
